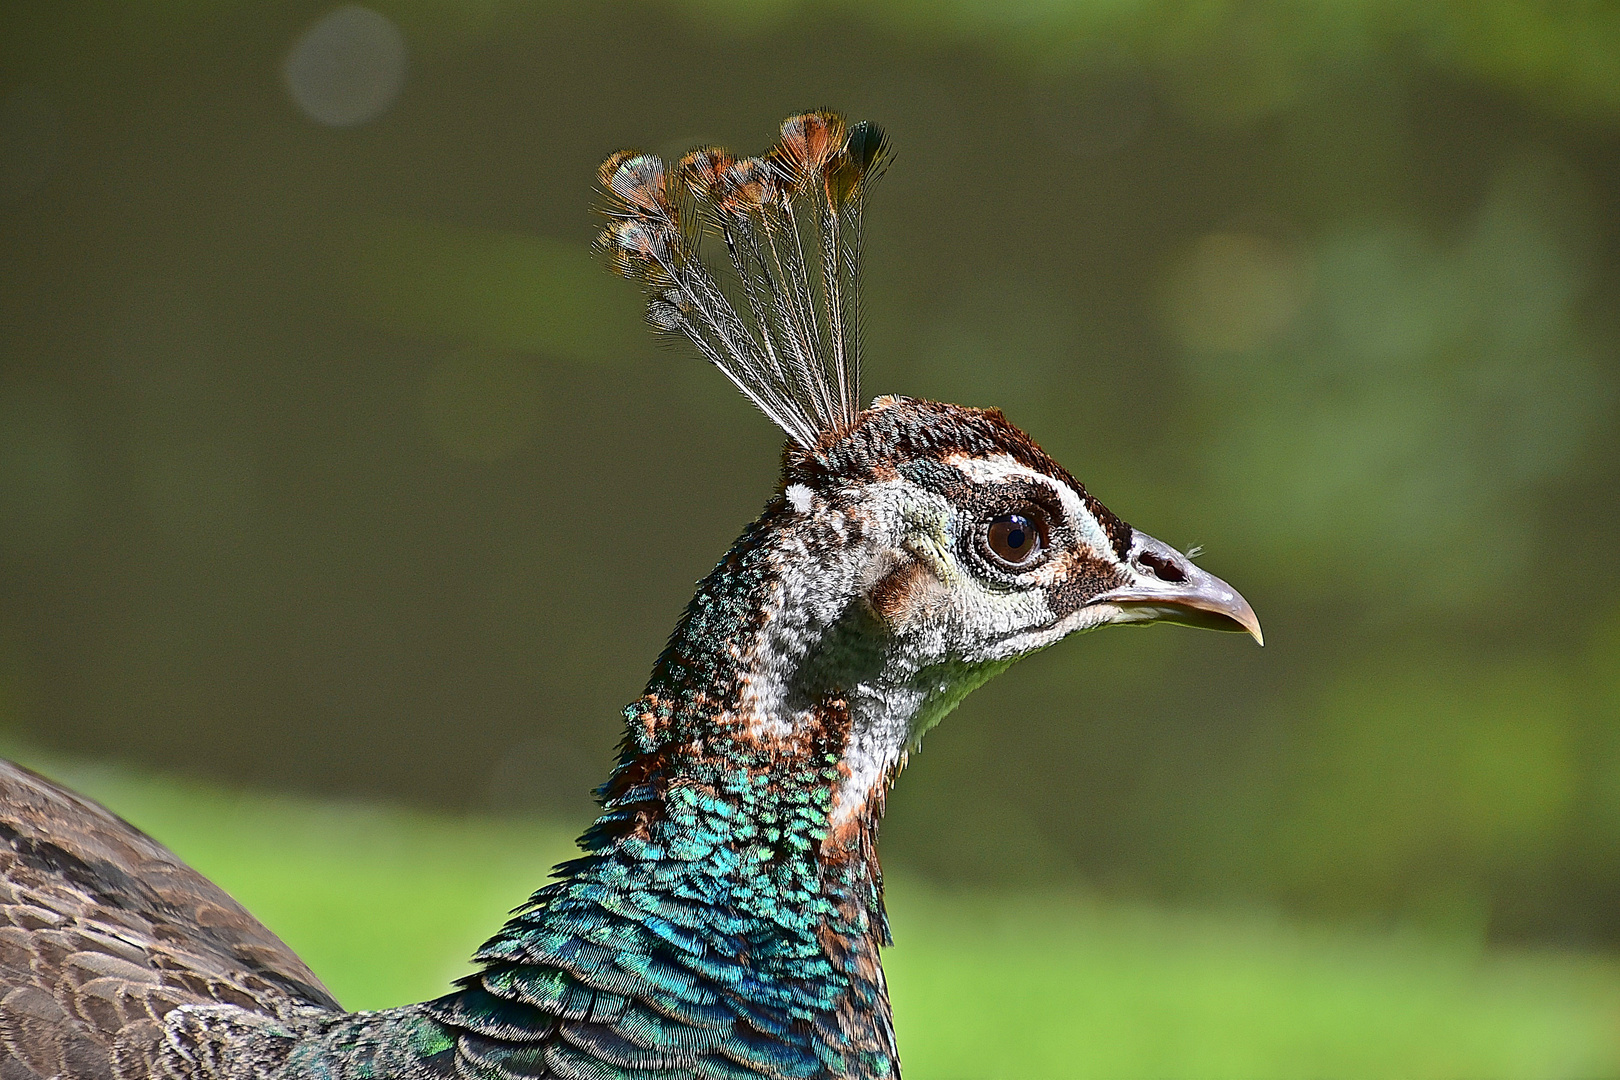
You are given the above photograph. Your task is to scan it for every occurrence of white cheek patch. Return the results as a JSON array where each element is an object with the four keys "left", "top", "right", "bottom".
[
  {"left": 736, "top": 479, "right": 913, "bottom": 742},
  {"left": 944, "top": 452, "right": 1114, "bottom": 557}
]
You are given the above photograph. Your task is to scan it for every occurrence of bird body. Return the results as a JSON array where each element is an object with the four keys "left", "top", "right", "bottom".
[{"left": 0, "top": 113, "right": 1259, "bottom": 1080}]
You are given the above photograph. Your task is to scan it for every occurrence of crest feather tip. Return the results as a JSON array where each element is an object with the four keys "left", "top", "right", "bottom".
[{"left": 593, "top": 110, "right": 890, "bottom": 449}]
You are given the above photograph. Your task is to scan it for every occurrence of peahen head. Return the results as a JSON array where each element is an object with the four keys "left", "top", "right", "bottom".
[
  {"left": 595, "top": 110, "right": 1259, "bottom": 838},
  {"left": 765, "top": 395, "right": 1259, "bottom": 827}
]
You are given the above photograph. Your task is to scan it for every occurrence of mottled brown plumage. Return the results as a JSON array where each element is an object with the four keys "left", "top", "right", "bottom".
[{"left": 0, "top": 762, "right": 334, "bottom": 1080}]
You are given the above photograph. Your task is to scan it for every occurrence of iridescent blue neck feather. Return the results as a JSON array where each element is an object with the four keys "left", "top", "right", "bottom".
[{"left": 438, "top": 505, "right": 896, "bottom": 1080}]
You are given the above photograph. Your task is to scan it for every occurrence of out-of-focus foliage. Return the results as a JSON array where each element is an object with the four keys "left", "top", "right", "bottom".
[
  {"left": 1271, "top": 656, "right": 1577, "bottom": 918},
  {"left": 1, "top": 0, "right": 1618, "bottom": 946},
  {"left": 1182, "top": 153, "right": 1609, "bottom": 608},
  {"left": 676, "top": 0, "right": 1620, "bottom": 124}
]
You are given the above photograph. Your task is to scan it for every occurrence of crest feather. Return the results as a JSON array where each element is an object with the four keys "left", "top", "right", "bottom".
[{"left": 595, "top": 111, "right": 891, "bottom": 447}]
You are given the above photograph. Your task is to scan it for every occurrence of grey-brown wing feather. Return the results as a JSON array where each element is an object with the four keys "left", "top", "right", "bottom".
[{"left": 0, "top": 761, "right": 339, "bottom": 1080}]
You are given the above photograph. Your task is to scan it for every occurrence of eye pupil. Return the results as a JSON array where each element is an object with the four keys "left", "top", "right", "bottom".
[{"left": 986, "top": 513, "right": 1042, "bottom": 565}]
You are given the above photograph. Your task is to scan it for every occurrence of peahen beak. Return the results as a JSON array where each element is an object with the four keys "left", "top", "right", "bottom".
[{"left": 1089, "top": 529, "right": 1263, "bottom": 645}]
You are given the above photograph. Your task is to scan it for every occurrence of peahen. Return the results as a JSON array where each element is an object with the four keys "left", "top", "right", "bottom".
[{"left": 0, "top": 112, "right": 1259, "bottom": 1080}]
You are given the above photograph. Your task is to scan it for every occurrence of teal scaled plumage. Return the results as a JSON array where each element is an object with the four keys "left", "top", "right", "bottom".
[
  {"left": 278, "top": 509, "right": 894, "bottom": 1080},
  {"left": 434, "top": 511, "right": 895, "bottom": 1080}
]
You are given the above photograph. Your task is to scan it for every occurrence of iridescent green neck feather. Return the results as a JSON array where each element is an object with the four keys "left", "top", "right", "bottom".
[{"left": 429, "top": 503, "right": 899, "bottom": 1080}]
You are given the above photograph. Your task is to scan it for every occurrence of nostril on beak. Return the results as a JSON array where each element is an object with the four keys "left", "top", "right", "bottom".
[{"left": 1138, "top": 550, "right": 1187, "bottom": 583}]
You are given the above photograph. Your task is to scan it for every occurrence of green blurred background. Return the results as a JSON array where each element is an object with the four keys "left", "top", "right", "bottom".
[{"left": 3, "top": 1, "right": 1620, "bottom": 1075}]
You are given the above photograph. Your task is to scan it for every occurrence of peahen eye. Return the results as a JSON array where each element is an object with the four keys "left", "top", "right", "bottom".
[{"left": 985, "top": 512, "right": 1043, "bottom": 566}]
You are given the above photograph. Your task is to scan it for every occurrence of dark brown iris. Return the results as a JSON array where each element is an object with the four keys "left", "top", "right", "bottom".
[{"left": 986, "top": 512, "right": 1042, "bottom": 566}]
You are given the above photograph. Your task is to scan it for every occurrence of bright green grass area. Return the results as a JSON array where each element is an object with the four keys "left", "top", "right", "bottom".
[{"left": 40, "top": 760, "right": 1620, "bottom": 1080}]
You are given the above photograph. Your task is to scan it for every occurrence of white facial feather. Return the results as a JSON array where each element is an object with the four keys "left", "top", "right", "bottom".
[{"left": 944, "top": 452, "right": 1114, "bottom": 557}]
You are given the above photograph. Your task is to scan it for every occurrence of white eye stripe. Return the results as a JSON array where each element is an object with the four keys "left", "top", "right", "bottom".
[{"left": 943, "top": 453, "right": 1113, "bottom": 556}]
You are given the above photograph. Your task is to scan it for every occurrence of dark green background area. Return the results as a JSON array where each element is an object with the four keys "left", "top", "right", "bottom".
[{"left": 1, "top": 0, "right": 1617, "bottom": 947}]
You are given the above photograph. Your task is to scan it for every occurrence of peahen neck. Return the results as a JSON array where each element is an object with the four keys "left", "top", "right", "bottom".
[{"left": 432, "top": 496, "right": 905, "bottom": 1080}]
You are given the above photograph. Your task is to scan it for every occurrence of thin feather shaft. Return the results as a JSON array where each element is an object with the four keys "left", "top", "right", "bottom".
[
  {"left": 819, "top": 194, "right": 850, "bottom": 426},
  {"left": 595, "top": 112, "right": 888, "bottom": 446}
]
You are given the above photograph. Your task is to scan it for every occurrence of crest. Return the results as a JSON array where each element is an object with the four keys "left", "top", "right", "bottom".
[{"left": 596, "top": 111, "right": 891, "bottom": 447}]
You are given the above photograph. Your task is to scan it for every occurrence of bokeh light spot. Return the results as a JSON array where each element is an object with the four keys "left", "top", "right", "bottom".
[
  {"left": 421, "top": 350, "right": 543, "bottom": 463},
  {"left": 1164, "top": 231, "right": 1309, "bottom": 354},
  {"left": 283, "top": 5, "right": 408, "bottom": 128}
]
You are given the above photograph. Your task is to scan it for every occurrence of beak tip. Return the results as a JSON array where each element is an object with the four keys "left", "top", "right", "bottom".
[
  {"left": 1100, "top": 531, "right": 1263, "bottom": 647},
  {"left": 1234, "top": 601, "right": 1264, "bottom": 647},
  {"left": 1235, "top": 603, "right": 1264, "bottom": 647}
]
